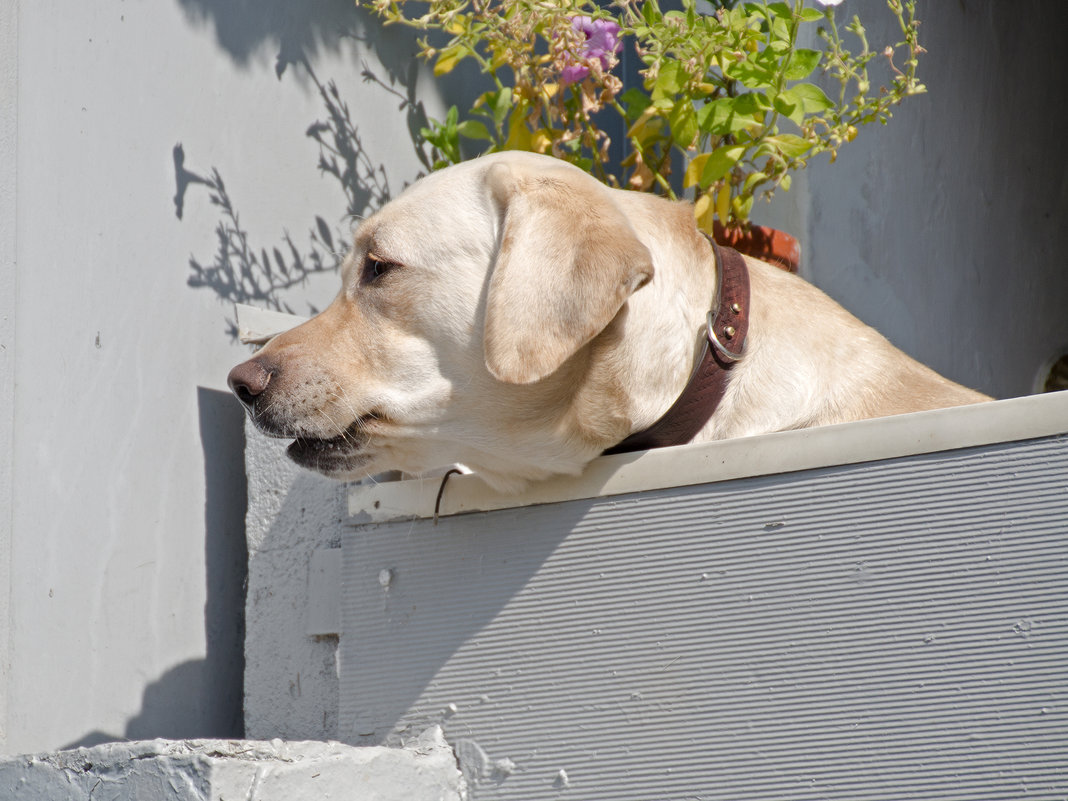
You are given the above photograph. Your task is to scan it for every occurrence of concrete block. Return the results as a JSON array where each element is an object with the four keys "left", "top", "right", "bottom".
[
  {"left": 243, "top": 420, "right": 348, "bottom": 741},
  {"left": 0, "top": 727, "right": 466, "bottom": 801}
]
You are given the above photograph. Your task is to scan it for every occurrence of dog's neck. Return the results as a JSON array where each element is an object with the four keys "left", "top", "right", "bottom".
[
  {"left": 582, "top": 195, "right": 719, "bottom": 431},
  {"left": 605, "top": 239, "right": 750, "bottom": 454}
]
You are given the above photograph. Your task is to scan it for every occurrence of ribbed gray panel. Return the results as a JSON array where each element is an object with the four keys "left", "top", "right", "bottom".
[{"left": 340, "top": 436, "right": 1068, "bottom": 800}]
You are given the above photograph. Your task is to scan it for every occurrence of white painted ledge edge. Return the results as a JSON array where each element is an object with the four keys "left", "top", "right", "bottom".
[
  {"left": 235, "top": 303, "right": 307, "bottom": 345},
  {"left": 350, "top": 391, "right": 1068, "bottom": 523}
]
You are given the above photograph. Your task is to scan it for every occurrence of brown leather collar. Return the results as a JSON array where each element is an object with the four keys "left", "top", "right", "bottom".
[{"left": 604, "top": 238, "right": 750, "bottom": 455}]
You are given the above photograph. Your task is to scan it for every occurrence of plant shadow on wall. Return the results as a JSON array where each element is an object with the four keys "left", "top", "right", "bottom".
[
  {"left": 174, "top": 0, "right": 449, "bottom": 338},
  {"left": 175, "top": 64, "right": 390, "bottom": 338}
]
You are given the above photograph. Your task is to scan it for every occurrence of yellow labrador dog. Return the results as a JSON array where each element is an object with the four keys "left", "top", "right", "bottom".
[{"left": 228, "top": 151, "right": 987, "bottom": 491}]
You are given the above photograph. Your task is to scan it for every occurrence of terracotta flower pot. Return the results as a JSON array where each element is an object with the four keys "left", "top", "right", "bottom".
[{"left": 712, "top": 221, "right": 800, "bottom": 274}]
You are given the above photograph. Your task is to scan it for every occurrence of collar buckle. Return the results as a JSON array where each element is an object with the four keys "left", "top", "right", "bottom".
[
  {"left": 603, "top": 239, "right": 751, "bottom": 456},
  {"left": 707, "top": 309, "right": 744, "bottom": 363}
]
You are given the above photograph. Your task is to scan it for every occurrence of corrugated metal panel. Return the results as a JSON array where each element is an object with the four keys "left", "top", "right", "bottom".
[{"left": 340, "top": 435, "right": 1068, "bottom": 800}]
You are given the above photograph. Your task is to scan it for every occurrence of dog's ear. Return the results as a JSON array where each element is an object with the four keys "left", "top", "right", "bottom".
[{"left": 483, "top": 161, "right": 654, "bottom": 385}]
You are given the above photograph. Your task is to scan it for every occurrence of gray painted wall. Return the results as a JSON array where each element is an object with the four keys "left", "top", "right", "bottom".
[
  {"left": 793, "top": 1, "right": 1068, "bottom": 400},
  {"left": 2, "top": 0, "right": 1067, "bottom": 758},
  {"left": 0, "top": 0, "right": 451, "bottom": 754},
  {"left": 1, "top": 0, "right": 17, "bottom": 754}
]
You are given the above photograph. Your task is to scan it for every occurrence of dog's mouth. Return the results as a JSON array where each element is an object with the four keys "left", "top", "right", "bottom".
[{"left": 283, "top": 417, "right": 376, "bottom": 474}]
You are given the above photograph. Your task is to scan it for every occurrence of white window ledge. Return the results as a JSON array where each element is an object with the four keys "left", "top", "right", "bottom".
[{"left": 350, "top": 391, "right": 1068, "bottom": 523}]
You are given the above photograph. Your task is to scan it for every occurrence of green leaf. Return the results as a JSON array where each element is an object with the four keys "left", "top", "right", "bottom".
[
  {"left": 619, "top": 88, "right": 653, "bottom": 121},
  {"left": 642, "top": 0, "right": 660, "bottom": 26},
  {"left": 652, "top": 61, "right": 686, "bottom": 100},
  {"left": 798, "top": 7, "right": 825, "bottom": 22},
  {"left": 783, "top": 48, "right": 820, "bottom": 81},
  {"left": 768, "top": 15, "right": 791, "bottom": 44},
  {"left": 420, "top": 114, "right": 462, "bottom": 167},
  {"left": 787, "top": 82, "right": 834, "bottom": 113},
  {"left": 733, "top": 193, "right": 755, "bottom": 222},
  {"left": 733, "top": 92, "right": 770, "bottom": 114},
  {"left": 726, "top": 51, "right": 777, "bottom": 89},
  {"left": 433, "top": 44, "right": 470, "bottom": 76},
  {"left": 727, "top": 63, "right": 774, "bottom": 88},
  {"left": 456, "top": 120, "right": 492, "bottom": 141},
  {"left": 668, "top": 101, "right": 698, "bottom": 149},
  {"left": 700, "top": 144, "right": 746, "bottom": 186},
  {"left": 766, "top": 2, "right": 792, "bottom": 19},
  {"left": 628, "top": 111, "right": 667, "bottom": 145},
  {"left": 765, "top": 133, "right": 812, "bottom": 159},
  {"left": 741, "top": 3, "right": 766, "bottom": 21},
  {"left": 773, "top": 91, "right": 802, "bottom": 126},
  {"left": 774, "top": 82, "right": 835, "bottom": 127},
  {"left": 683, "top": 154, "right": 710, "bottom": 188},
  {"left": 490, "top": 88, "right": 512, "bottom": 128},
  {"left": 742, "top": 170, "right": 768, "bottom": 194},
  {"left": 697, "top": 97, "right": 760, "bottom": 136}
]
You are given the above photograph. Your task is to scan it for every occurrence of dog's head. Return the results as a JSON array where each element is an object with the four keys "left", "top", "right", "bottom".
[{"left": 227, "top": 152, "right": 655, "bottom": 490}]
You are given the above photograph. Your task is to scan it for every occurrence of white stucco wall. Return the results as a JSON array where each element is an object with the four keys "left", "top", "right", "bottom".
[{"left": 0, "top": 0, "right": 456, "bottom": 754}]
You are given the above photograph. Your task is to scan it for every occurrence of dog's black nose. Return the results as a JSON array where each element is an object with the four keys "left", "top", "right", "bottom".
[{"left": 228, "top": 359, "right": 274, "bottom": 412}]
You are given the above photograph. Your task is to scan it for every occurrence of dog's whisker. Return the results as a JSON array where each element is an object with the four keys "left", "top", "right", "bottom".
[
  {"left": 334, "top": 389, "right": 363, "bottom": 423},
  {"left": 257, "top": 396, "right": 282, "bottom": 420},
  {"left": 315, "top": 408, "right": 349, "bottom": 440},
  {"left": 321, "top": 389, "right": 366, "bottom": 446}
]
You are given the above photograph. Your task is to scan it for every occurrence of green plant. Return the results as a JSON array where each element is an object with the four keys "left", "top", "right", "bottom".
[{"left": 364, "top": 0, "right": 924, "bottom": 231}]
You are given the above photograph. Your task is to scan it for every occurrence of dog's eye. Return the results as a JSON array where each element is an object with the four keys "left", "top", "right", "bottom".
[{"left": 362, "top": 253, "right": 398, "bottom": 284}]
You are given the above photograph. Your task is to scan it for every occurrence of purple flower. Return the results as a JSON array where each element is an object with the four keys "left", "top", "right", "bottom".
[{"left": 560, "top": 16, "right": 622, "bottom": 86}]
